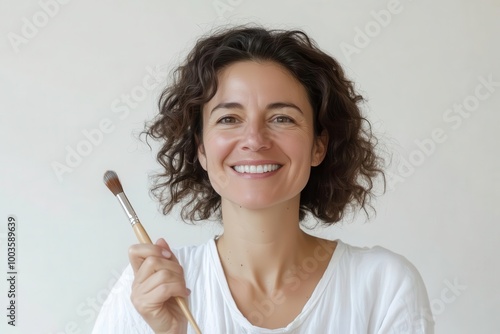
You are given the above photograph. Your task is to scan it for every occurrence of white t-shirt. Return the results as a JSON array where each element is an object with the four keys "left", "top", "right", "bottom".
[{"left": 93, "top": 239, "right": 434, "bottom": 334}]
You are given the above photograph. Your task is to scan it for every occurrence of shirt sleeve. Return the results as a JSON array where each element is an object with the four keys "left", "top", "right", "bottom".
[
  {"left": 92, "top": 264, "right": 154, "bottom": 334},
  {"left": 373, "top": 249, "right": 435, "bottom": 334}
]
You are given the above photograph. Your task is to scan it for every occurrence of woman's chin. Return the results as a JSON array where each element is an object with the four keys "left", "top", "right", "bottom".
[{"left": 223, "top": 195, "right": 298, "bottom": 212}]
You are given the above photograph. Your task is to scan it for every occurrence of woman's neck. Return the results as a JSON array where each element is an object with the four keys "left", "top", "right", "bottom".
[{"left": 216, "top": 196, "right": 317, "bottom": 293}]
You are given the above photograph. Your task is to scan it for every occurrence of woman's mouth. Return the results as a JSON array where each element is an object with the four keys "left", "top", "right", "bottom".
[{"left": 232, "top": 164, "right": 282, "bottom": 174}]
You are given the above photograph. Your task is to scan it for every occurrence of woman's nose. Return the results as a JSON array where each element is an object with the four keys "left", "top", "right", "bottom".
[{"left": 240, "top": 121, "right": 271, "bottom": 152}]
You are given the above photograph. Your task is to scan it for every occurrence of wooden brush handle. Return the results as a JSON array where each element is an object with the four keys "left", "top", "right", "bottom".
[
  {"left": 175, "top": 297, "right": 202, "bottom": 334},
  {"left": 132, "top": 222, "right": 153, "bottom": 244},
  {"left": 132, "top": 222, "right": 202, "bottom": 334}
]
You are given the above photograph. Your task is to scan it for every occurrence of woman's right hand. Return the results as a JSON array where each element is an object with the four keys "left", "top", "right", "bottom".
[{"left": 129, "top": 238, "right": 190, "bottom": 334}]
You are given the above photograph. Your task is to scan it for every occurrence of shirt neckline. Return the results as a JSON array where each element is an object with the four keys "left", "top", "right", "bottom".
[{"left": 207, "top": 237, "right": 345, "bottom": 333}]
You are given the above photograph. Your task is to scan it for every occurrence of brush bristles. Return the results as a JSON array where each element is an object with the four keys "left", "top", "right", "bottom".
[{"left": 103, "top": 170, "right": 124, "bottom": 195}]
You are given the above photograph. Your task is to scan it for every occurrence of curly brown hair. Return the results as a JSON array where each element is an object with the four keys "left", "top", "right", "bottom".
[{"left": 145, "top": 25, "right": 385, "bottom": 224}]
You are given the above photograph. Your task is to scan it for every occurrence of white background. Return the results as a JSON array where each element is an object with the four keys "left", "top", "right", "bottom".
[{"left": 1, "top": 0, "right": 499, "bottom": 333}]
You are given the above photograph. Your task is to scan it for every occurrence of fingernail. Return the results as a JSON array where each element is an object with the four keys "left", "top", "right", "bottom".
[
  {"left": 162, "top": 250, "right": 172, "bottom": 258},
  {"left": 186, "top": 288, "right": 191, "bottom": 296}
]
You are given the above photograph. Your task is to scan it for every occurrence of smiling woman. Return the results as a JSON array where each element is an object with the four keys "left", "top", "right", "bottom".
[
  {"left": 147, "top": 27, "right": 383, "bottom": 225},
  {"left": 93, "top": 26, "right": 434, "bottom": 334},
  {"left": 198, "top": 61, "right": 326, "bottom": 211}
]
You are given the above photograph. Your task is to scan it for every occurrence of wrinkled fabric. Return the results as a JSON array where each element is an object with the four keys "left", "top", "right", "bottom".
[{"left": 93, "top": 239, "right": 434, "bottom": 334}]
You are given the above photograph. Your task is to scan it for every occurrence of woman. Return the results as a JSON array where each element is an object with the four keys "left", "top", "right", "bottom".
[{"left": 93, "top": 26, "right": 434, "bottom": 333}]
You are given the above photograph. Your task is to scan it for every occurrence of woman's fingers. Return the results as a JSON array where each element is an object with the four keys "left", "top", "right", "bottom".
[
  {"left": 133, "top": 255, "right": 184, "bottom": 284},
  {"left": 128, "top": 238, "right": 180, "bottom": 273},
  {"left": 127, "top": 238, "right": 189, "bottom": 333},
  {"left": 155, "top": 237, "right": 173, "bottom": 253},
  {"left": 129, "top": 238, "right": 189, "bottom": 303},
  {"left": 134, "top": 264, "right": 188, "bottom": 295},
  {"left": 132, "top": 278, "right": 181, "bottom": 307}
]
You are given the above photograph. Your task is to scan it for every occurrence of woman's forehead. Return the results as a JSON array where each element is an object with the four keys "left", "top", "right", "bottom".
[{"left": 206, "top": 60, "right": 311, "bottom": 109}]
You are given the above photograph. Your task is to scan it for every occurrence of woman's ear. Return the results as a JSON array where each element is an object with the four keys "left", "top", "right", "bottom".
[
  {"left": 197, "top": 143, "right": 207, "bottom": 171},
  {"left": 311, "top": 131, "right": 328, "bottom": 167},
  {"left": 194, "top": 132, "right": 207, "bottom": 171}
]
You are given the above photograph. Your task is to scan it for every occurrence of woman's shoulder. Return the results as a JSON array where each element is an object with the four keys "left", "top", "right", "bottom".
[
  {"left": 337, "top": 240, "right": 421, "bottom": 277},
  {"left": 334, "top": 239, "right": 430, "bottom": 297},
  {"left": 334, "top": 240, "right": 434, "bottom": 332}
]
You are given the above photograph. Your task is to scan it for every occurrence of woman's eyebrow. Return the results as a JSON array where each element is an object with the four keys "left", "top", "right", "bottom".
[
  {"left": 267, "top": 102, "right": 303, "bottom": 114},
  {"left": 210, "top": 102, "right": 242, "bottom": 114},
  {"left": 210, "top": 102, "right": 303, "bottom": 114}
]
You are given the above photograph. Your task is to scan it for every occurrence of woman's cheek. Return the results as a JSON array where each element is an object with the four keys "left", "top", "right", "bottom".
[{"left": 203, "top": 132, "right": 236, "bottom": 190}]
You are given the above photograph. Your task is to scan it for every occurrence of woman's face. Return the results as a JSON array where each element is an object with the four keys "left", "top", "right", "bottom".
[{"left": 198, "top": 61, "right": 327, "bottom": 211}]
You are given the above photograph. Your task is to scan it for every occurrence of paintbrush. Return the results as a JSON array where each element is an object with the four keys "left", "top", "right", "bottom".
[{"left": 103, "top": 170, "right": 202, "bottom": 334}]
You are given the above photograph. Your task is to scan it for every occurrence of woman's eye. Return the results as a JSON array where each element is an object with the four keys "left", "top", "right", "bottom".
[
  {"left": 273, "top": 116, "right": 294, "bottom": 123},
  {"left": 217, "top": 116, "right": 237, "bottom": 124}
]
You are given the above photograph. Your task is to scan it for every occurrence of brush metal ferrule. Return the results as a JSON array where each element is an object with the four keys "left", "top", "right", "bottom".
[{"left": 116, "top": 192, "right": 140, "bottom": 226}]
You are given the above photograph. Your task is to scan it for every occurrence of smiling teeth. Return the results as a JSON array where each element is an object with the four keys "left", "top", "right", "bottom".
[{"left": 233, "top": 164, "right": 281, "bottom": 174}]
